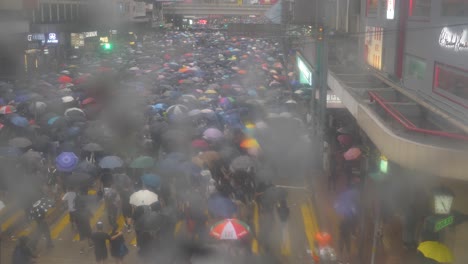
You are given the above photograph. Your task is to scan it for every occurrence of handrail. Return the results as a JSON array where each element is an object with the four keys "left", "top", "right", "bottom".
[{"left": 368, "top": 91, "right": 468, "bottom": 141}]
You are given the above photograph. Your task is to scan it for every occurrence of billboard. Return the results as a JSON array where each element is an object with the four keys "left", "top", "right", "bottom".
[
  {"left": 364, "top": 26, "right": 383, "bottom": 70},
  {"left": 134, "top": 2, "right": 146, "bottom": 17}
]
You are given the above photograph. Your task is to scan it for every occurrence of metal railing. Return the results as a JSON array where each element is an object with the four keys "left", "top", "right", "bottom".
[{"left": 368, "top": 91, "right": 468, "bottom": 141}]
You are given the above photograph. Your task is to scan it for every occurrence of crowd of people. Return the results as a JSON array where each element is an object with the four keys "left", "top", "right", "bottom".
[{"left": 2, "top": 29, "right": 315, "bottom": 264}]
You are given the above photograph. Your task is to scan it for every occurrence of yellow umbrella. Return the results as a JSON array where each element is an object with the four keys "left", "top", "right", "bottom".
[
  {"left": 204, "top": 89, "right": 218, "bottom": 94},
  {"left": 417, "top": 241, "right": 453, "bottom": 263}
]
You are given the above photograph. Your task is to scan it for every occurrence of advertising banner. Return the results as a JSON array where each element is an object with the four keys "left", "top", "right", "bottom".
[
  {"left": 364, "top": 26, "right": 383, "bottom": 70},
  {"left": 134, "top": 1, "right": 147, "bottom": 17}
]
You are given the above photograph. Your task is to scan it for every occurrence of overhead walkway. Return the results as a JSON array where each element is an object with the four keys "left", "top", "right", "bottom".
[
  {"left": 162, "top": 3, "right": 271, "bottom": 16},
  {"left": 327, "top": 63, "right": 468, "bottom": 180}
]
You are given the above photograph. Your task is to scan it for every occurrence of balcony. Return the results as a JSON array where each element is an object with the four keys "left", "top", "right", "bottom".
[{"left": 162, "top": 2, "right": 272, "bottom": 16}]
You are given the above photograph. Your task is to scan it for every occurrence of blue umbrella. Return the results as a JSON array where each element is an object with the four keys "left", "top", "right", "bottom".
[
  {"left": 99, "top": 155, "right": 124, "bottom": 169},
  {"left": 334, "top": 188, "right": 359, "bottom": 218},
  {"left": 207, "top": 193, "right": 238, "bottom": 218},
  {"left": 141, "top": 173, "right": 161, "bottom": 188},
  {"left": 157, "top": 152, "right": 186, "bottom": 176},
  {"left": 48, "top": 116, "right": 60, "bottom": 126},
  {"left": 56, "top": 152, "right": 79, "bottom": 172},
  {"left": 9, "top": 115, "right": 29, "bottom": 128}
]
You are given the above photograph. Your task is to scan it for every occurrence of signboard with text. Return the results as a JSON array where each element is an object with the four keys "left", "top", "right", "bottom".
[
  {"left": 46, "top": 33, "right": 58, "bottom": 44},
  {"left": 364, "top": 26, "right": 383, "bottom": 70},
  {"left": 439, "top": 27, "right": 468, "bottom": 52}
]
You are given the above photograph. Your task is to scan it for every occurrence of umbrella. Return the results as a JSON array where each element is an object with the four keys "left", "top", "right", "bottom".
[
  {"left": 9, "top": 137, "right": 32, "bottom": 148},
  {"left": 81, "top": 97, "right": 96, "bottom": 105},
  {"left": 129, "top": 190, "right": 159, "bottom": 207},
  {"left": 203, "top": 128, "right": 224, "bottom": 141},
  {"left": 334, "top": 188, "right": 359, "bottom": 217},
  {"left": 209, "top": 219, "right": 250, "bottom": 240},
  {"left": 67, "top": 172, "right": 93, "bottom": 186},
  {"left": 0, "top": 146, "right": 21, "bottom": 157},
  {"left": 230, "top": 155, "right": 255, "bottom": 172},
  {"left": 99, "top": 156, "right": 124, "bottom": 169},
  {"left": 141, "top": 173, "right": 161, "bottom": 188},
  {"left": 417, "top": 241, "right": 453, "bottom": 263},
  {"left": 64, "top": 107, "right": 85, "bottom": 118},
  {"left": 28, "top": 102, "right": 47, "bottom": 114},
  {"left": 75, "top": 160, "right": 98, "bottom": 175},
  {"left": 191, "top": 139, "right": 210, "bottom": 151},
  {"left": 9, "top": 115, "right": 29, "bottom": 128},
  {"left": 56, "top": 152, "right": 79, "bottom": 172},
  {"left": 240, "top": 138, "right": 260, "bottom": 149},
  {"left": 343, "top": 147, "right": 362, "bottom": 161},
  {"left": 82, "top": 142, "right": 103, "bottom": 152},
  {"left": 29, "top": 197, "right": 55, "bottom": 220},
  {"left": 207, "top": 193, "right": 238, "bottom": 218},
  {"left": 58, "top": 75, "right": 73, "bottom": 84},
  {"left": 0, "top": 105, "right": 16, "bottom": 114},
  {"left": 61, "top": 96, "right": 74, "bottom": 103},
  {"left": 337, "top": 134, "right": 353, "bottom": 146},
  {"left": 166, "top": 104, "right": 188, "bottom": 119},
  {"left": 130, "top": 156, "right": 155, "bottom": 169},
  {"left": 21, "top": 150, "right": 43, "bottom": 168}
]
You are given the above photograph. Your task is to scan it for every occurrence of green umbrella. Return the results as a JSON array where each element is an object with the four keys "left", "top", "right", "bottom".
[{"left": 130, "top": 156, "right": 155, "bottom": 169}]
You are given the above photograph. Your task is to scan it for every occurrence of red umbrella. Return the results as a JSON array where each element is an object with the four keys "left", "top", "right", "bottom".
[
  {"left": 210, "top": 219, "right": 250, "bottom": 240},
  {"left": 191, "top": 139, "right": 210, "bottom": 151},
  {"left": 337, "top": 135, "right": 353, "bottom": 146},
  {"left": 344, "top": 147, "right": 362, "bottom": 161},
  {"left": 0, "top": 105, "right": 16, "bottom": 115},
  {"left": 81, "top": 97, "right": 96, "bottom": 105},
  {"left": 58, "top": 75, "right": 72, "bottom": 84}
]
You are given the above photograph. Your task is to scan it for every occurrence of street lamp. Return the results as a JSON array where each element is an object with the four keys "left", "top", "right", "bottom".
[{"left": 433, "top": 186, "right": 454, "bottom": 215}]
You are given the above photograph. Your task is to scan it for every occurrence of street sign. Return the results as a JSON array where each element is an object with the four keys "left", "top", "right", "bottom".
[{"left": 435, "top": 215, "right": 454, "bottom": 232}]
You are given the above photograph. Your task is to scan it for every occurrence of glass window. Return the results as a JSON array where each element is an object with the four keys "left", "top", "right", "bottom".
[
  {"left": 367, "top": 0, "right": 378, "bottom": 16},
  {"left": 434, "top": 62, "right": 468, "bottom": 107},
  {"left": 58, "top": 4, "right": 65, "bottom": 21},
  {"left": 66, "top": 4, "right": 72, "bottom": 21},
  {"left": 442, "top": 0, "right": 468, "bottom": 17},
  {"left": 42, "top": 4, "right": 50, "bottom": 23},
  {"left": 404, "top": 54, "right": 426, "bottom": 80},
  {"left": 51, "top": 4, "right": 57, "bottom": 23},
  {"left": 409, "top": 0, "right": 431, "bottom": 18}
]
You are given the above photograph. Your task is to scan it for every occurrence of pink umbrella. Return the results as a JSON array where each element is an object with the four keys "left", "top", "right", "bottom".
[
  {"left": 337, "top": 135, "right": 353, "bottom": 146},
  {"left": 203, "top": 128, "right": 224, "bottom": 141},
  {"left": 344, "top": 147, "right": 362, "bottom": 161},
  {"left": 0, "top": 105, "right": 16, "bottom": 115}
]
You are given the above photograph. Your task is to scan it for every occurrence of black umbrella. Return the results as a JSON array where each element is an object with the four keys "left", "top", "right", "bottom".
[
  {"left": 9, "top": 137, "right": 32, "bottom": 148},
  {"left": 21, "top": 149, "right": 44, "bottom": 168},
  {"left": 66, "top": 172, "right": 93, "bottom": 187},
  {"left": 75, "top": 160, "right": 98, "bottom": 176},
  {"left": 82, "top": 142, "right": 103, "bottom": 152},
  {"left": 29, "top": 197, "right": 55, "bottom": 220}
]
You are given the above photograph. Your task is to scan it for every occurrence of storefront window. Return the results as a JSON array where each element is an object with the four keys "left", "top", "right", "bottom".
[
  {"left": 404, "top": 54, "right": 426, "bottom": 80},
  {"left": 441, "top": 0, "right": 468, "bottom": 17},
  {"left": 366, "top": 0, "right": 378, "bottom": 16},
  {"left": 364, "top": 27, "right": 383, "bottom": 70},
  {"left": 434, "top": 62, "right": 468, "bottom": 107},
  {"left": 409, "top": 0, "right": 431, "bottom": 19}
]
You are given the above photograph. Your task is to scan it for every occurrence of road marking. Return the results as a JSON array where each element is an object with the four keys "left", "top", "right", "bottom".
[
  {"left": 117, "top": 215, "right": 125, "bottom": 230},
  {"left": 131, "top": 236, "right": 137, "bottom": 246},
  {"left": 73, "top": 201, "right": 105, "bottom": 241},
  {"left": 16, "top": 205, "right": 59, "bottom": 237},
  {"left": 301, "top": 203, "right": 318, "bottom": 256},
  {"left": 51, "top": 213, "right": 70, "bottom": 239},
  {"left": 1, "top": 211, "right": 24, "bottom": 232},
  {"left": 174, "top": 220, "right": 182, "bottom": 235},
  {"left": 251, "top": 202, "right": 259, "bottom": 254},
  {"left": 280, "top": 224, "right": 291, "bottom": 256}
]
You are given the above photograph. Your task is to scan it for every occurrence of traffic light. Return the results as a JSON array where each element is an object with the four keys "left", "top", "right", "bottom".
[
  {"left": 103, "top": 43, "right": 112, "bottom": 50},
  {"left": 379, "top": 155, "right": 388, "bottom": 173}
]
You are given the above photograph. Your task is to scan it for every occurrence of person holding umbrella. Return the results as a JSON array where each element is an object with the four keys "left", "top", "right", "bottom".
[
  {"left": 30, "top": 198, "right": 54, "bottom": 249},
  {"left": 74, "top": 198, "right": 93, "bottom": 255}
]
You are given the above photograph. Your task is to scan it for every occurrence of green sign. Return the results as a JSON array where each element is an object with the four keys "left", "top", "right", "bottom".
[{"left": 435, "top": 215, "right": 454, "bottom": 232}]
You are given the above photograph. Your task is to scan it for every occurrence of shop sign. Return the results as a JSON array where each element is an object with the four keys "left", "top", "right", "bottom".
[
  {"left": 83, "top": 31, "right": 98, "bottom": 38},
  {"left": 110, "top": 30, "right": 118, "bottom": 35},
  {"left": 434, "top": 215, "right": 454, "bottom": 232},
  {"left": 386, "top": 0, "right": 395, "bottom": 20},
  {"left": 46, "top": 33, "right": 58, "bottom": 44},
  {"left": 364, "top": 26, "right": 383, "bottom": 70},
  {"left": 71, "top": 33, "right": 85, "bottom": 48},
  {"left": 134, "top": 2, "right": 146, "bottom": 17},
  {"left": 297, "top": 57, "right": 312, "bottom": 86},
  {"left": 315, "top": 90, "right": 344, "bottom": 108},
  {"left": 439, "top": 27, "right": 468, "bottom": 52},
  {"left": 27, "top": 33, "right": 45, "bottom": 43}
]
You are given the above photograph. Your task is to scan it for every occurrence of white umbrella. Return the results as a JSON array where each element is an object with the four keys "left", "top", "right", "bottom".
[
  {"left": 61, "top": 96, "right": 74, "bottom": 103},
  {"left": 129, "top": 190, "right": 159, "bottom": 206}
]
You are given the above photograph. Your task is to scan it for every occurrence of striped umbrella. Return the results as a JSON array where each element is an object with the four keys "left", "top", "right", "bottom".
[{"left": 210, "top": 219, "right": 250, "bottom": 240}]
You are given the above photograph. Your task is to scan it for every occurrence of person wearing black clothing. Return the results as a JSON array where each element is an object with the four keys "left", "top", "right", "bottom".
[
  {"left": 91, "top": 222, "right": 111, "bottom": 264},
  {"left": 74, "top": 201, "right": 93, "bottom": 254},
  {"left": 12, "top": 236, "right": 37, "bottom": 264},
  {"left": 109, "top": 227, "right": 128, "bottom": 264}
]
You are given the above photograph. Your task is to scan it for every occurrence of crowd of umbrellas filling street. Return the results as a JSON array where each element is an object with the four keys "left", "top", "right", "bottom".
[{"left": 0, "top": 31, "right": 320, "bottom": 263}]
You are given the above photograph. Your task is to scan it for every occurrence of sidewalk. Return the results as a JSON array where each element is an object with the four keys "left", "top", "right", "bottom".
[{"left": 310, "top": 171, "right": 421, "bottom": 264}]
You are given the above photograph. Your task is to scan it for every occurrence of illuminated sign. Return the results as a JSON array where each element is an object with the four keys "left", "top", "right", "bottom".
[
  {"left": 83, "top": 31, "right": 98, "bottom": 38},
  {"left": 386, "top": 0, "right": 395, "bottom": 19},
  {"left": 439, "top": 27, "right": 468, "bottom": 52},
  {"left": 27, "top": 33, "right": 45, "bottom": 43},
  {"left": 297, "top": 57, "right": 312, "bottom": 86},
  {"left": 46, "top": 33, "right": 58, "bottom": 44}
]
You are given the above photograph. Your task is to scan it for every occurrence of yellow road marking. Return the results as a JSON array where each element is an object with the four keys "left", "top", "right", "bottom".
[
  {"left": 88, "top": 190, "right": 97, "bottom": 195},
  {"left": 73, "top": 201, "right": 105, "bottom": 241},
  {"left": 51, "top": 213, "right": 70, "bottom": 239},
  {"left": 131, "top": 236, "right": 137, "bottom": 246},
  {"left": 17, "top": 207, "right": 57, "bottom": 237},
  {"left": 2, "top": 211, "right": 24, "bottom": 232},
  {"left": 251, "top": 202, "right": 259, "bottom": 254},
  {"left": 301, "top": 203, "right": 318, "bottom": 255},
  {"left": 280, "top": 224, "right": 291, "bottom": 256},
  {"left": 174, "top": 220, "right": 182, "bottom": 236},
  {"left": 117, "top": 215, "right": 125, "bottom": 230}
]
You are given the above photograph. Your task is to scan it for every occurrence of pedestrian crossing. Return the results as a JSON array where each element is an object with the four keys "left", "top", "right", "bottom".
[{"left": 1, "top": 195, "right": 321, "bottom": 259}]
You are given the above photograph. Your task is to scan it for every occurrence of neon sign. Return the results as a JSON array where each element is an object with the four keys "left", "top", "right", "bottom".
[
  {"left": 386, "top": 0, "right": 395, "bottom": 19},
  {"left": 46, "top": 33, "right": 58, "bottom": 44},
  {"left": 439, "top": 27, "right": 468, "bottom": 52}
]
